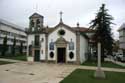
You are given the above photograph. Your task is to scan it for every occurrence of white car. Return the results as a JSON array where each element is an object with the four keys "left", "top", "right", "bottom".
[{"left": 114, "top": 53, "right": 125, "bottom": 62}]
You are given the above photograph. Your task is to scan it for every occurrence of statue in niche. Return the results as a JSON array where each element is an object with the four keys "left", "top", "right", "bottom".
[
  {"left": 69, "top": 39, "right": 74, "bottom": 50},
  {"left": 49, "top": 39, "right": 54, "bottom": 50}
]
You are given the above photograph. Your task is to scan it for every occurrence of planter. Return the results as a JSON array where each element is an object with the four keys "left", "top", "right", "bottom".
[{"left": 27, "top": 56, "right": 34, "bottom": 62}]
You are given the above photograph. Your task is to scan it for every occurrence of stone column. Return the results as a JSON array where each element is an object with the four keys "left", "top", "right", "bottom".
[
  {"left": 76, "top": 23, "right": 80, "bottom": 64},
  {"left": 94, "top": 42, "right": 105, "bottom": 78}
]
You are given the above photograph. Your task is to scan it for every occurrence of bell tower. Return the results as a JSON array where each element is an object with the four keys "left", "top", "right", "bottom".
[{"left": 29, "top": 13, "right": 44, "bottom": 31}]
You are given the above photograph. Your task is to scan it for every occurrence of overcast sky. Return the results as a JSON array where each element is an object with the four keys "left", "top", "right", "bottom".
[{"left": 0, "top": 0, "right": 125, "bottom": 39}]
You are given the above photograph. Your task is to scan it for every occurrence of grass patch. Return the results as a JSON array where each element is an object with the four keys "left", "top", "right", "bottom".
[
  {"left": 60, "top": 69, "right": 125, "bottom": 83},
  {"left": 0, "top": 61, "right": 14, "bottom": 65},
  {"left": 0, "top": 54, "right": 27, "bottom": 61},
  {"left": 82, "top": 61, "right": 125, "bottom": 69}
]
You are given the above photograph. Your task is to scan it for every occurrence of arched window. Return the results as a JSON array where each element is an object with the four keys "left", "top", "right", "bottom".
[
  {"left": 30, "top": 20, "right": 34, "bottom": 27},
  {"left": 49, "top": 40, "right": 54, "bottom": 50},
  {"left": 36, "top": 19, "right": 40, "bottom": 25},
  {"left": 69, "top": 39, "right": 74, "bottom": 50},
  {"left": 36, "top": 19, "right": 40, "bottom": 30},
  {"left": 69, "top": 52, "right": 74, "bottom": 59}
]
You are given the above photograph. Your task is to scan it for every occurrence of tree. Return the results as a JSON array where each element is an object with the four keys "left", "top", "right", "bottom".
[
  {"left": 20, "top": 41, "right": 23, "bottom": 54},
  {"left": 89, "top": 4, "right": 114, "bottom": 61},
  {"left": 2, "top": 36, "right": 8, "bottom": 56},
  {"left": 12, "top": 37, "right": 16, "bottom": 55}
]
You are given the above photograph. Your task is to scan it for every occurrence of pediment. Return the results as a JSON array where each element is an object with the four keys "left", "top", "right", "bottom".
[
  {"left": 49, "top": 22, "right": 75, "bottom": 35},
  {"left": 55, "top": 37, "right": 68, "bottom": 45}
]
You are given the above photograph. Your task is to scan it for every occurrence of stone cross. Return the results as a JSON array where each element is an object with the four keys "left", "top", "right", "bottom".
[{"left": 60, "top": 11, "right": 63, "bottom": 22}]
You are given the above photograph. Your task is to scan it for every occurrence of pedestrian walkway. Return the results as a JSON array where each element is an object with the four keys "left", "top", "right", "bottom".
[
  {"left": 105, "top": 57, "right": 125, "bottom": 67},
  {"left": 77, "top": 65, "right": 125, "bottom": 72}
]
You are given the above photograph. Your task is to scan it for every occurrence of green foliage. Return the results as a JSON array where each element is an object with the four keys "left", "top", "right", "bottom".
[
  {"left": 0, "top": 61, "right": 14, "bottom": 65},
  {"left": 12, "top": 37, "right": 16, "bottom": 55},
  {"left": 60, "top": 69, "right": 125, "bottom": 83},
  {"left": 0, "top": 54, "right": 27, "bottom": 61},
  {"left": 89, "top": 4, "right": 114, "bottom": 59},
  {"left": 20, "top": 42, "right": 23, "bottom": 54},
  {"left": 2, "top": 36, "right": 8, "bottom": 56},
  {"left": 82, "top": 61, "right": 125, "bottom": 69}
]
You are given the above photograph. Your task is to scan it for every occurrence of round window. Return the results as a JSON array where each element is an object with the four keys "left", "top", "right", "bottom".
[
  {"left": 58, "top": 29, "right": 65, "bottom": 36},
  {"left": 69, "top": 52, "right": 74, "bottom": 59},
  {"left": 50, "top": 52, "right": 54, "bottom": 58}
]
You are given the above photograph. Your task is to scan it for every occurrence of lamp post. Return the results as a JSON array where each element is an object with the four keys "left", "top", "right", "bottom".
[{"left": 94, "top": 42, "right": 105, "bottom": 78}]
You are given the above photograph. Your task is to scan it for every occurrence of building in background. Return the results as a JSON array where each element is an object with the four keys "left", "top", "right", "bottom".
[
  {"left": 118, "top": 23, "right": 125, "bottom": 55},
  {"left": 0, "top": 18, "right": 27, "bottom": 55}
]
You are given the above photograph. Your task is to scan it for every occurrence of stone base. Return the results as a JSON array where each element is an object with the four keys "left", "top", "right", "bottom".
[
  {"left": 27, "top": 57, "right": 34, "bottom": 65},
  {"left": 94, "top": 68, "right": 106, "bottom": 79}
]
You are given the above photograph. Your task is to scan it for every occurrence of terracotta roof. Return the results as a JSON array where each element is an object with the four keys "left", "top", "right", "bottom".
[
  {"left": 47, "top": 28, "right": 55, "bottom": 33},
  {"left": 73, "top": 27, "right": 94, "bottom": 32},
  {"left": 48, "top": 22, "right": 76, "bottom": 34},
  {"left": 47, "top": 26, "right": 94, "bottom": 33}
]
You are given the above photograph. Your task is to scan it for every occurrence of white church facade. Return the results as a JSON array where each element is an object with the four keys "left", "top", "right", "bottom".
[{"left": 26, "top": 12, "right": 94, "bottom": 64}]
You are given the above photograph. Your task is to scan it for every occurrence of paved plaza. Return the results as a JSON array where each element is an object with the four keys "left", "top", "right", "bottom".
[
  {"left": 0, "top": 62, "right": 77, "bottom": 83},
  {"left": 0, "top": 61, "right": 125, "bottom": 83}
]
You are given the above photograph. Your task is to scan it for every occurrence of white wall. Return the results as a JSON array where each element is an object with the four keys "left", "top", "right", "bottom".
[
  {"left": 27, "top": 34, "right": 34, "bottom": 46},
  {"left": 40, "top": 34, "right": 46, "bottom": 60},
  {"left": 48, "top": 26, "right": 76, "bottom": 62},
  {"left": 119, "top": 30, "right": 125, "bottom": 49},
  {"left": 119, "top": 37, "right": 125, "bottom": 42},
  {"left": 119, "top": 30, "right": 124, "bottom": 37},
  {"left": 0, "top": 24, "right": 26, "bottom": 36},
  {"left": 0, "top": 24, "right": 27, "bottom": 45},
  {"left": 27, "top": 34, "right": 46, "bottom": 60},
  {"left": 80, "top": 35, "right": 88, "bottom": 63}
]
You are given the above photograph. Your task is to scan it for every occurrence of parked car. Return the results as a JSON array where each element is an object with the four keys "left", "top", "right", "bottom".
[{"left": 114, "top": 53, "right": 125, "bottom": 62}]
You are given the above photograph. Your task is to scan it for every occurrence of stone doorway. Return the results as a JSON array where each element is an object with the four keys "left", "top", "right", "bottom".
[
  {"left": 57, "top": 48, "right": 66, "bottom": 63},
  {"left": 34, "top": 50, "right": 40, "bottom": 61}
]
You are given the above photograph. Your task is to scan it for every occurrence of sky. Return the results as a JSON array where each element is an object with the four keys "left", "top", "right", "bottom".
[{"left": 0, "top": 0, "right": 125, "bottom": 40}]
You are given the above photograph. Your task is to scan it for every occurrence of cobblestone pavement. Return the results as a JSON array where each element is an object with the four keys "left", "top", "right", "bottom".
[{"left": 0, "top": 62, "right": 125, "bottom": 83}]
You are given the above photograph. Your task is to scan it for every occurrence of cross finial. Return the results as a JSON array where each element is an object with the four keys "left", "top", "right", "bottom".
[
  {"left": 33, "top": 3, "right": 38, "bottom": 12},
  {"left": 59, "top": 11, "right": 63, "bottom": 23},
  {"left": 35, "top": 3, "right": 38, "bottom": 12}
]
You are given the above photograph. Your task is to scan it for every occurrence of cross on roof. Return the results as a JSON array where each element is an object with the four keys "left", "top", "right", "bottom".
[{"left": 35, "top": 4, "right": 38, "bottom": 12}]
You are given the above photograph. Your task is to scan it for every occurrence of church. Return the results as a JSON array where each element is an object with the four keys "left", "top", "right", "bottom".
[{"left": 26, "top": 12, "right": 94, "bottom": 64}]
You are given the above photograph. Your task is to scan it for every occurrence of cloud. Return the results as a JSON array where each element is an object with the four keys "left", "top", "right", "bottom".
[{"left": 0, "top": 0, "right": 124, "bottom": 39}]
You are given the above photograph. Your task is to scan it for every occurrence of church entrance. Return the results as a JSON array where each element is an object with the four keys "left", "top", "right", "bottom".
[
  {"left": 34, "top": 50, "right": 40, "bottom": 61},
  {"left": 57, "top": 48, "right": 66, "bottom": 63}
]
